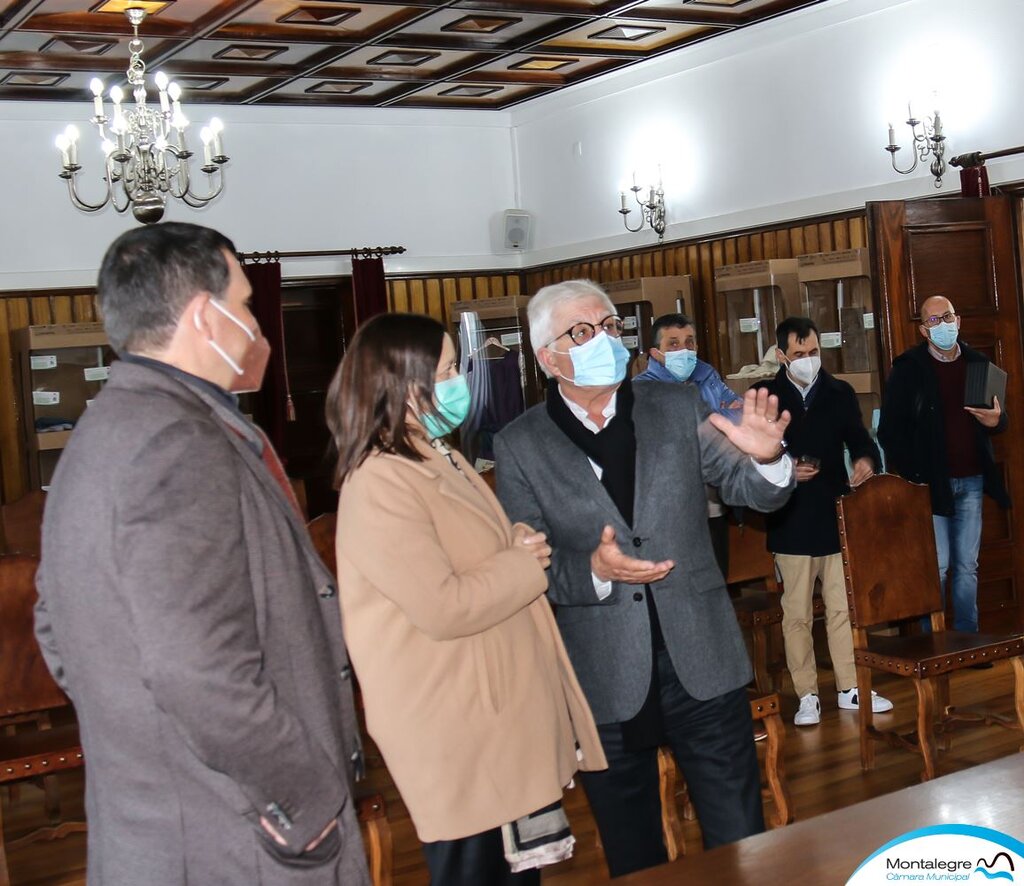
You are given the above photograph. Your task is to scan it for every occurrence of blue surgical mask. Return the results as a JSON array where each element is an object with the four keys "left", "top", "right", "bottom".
[
  {"left": 663, "top": 348, "right": 697, "bottom": 382},
  {"left": 421, "top": 374, "right": 471, "bottom": 439},
  {"left": 928, "top": 320, "right": 958, "bottom": 351},
  {"left": 561, "top": 331, "right": 630, "bottom": 387}
]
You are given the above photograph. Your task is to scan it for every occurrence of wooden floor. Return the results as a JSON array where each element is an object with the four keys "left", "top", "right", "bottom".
[{"left": 5, "top": 663, "right": 1022, "bottom": 885}]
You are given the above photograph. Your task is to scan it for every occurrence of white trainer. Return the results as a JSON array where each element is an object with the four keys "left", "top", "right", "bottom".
[
  {"left": 837, "top": 688, "right": 893, "bottom": 713},
  {"left": 794, "top": 693, "right": 821, "bottom": 726}
]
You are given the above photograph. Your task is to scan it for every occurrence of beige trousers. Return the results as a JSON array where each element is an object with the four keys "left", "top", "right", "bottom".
[{"left": 774, "top": 553, "right": 857, "bottom": 699}]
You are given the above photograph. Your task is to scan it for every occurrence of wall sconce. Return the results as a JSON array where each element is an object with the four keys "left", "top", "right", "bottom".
[
  {"left": 884, "top": 103, "right": 947, "bottom": 188},
  {"left": 618, "top": 171, "right": 666, "bottom": 241}
]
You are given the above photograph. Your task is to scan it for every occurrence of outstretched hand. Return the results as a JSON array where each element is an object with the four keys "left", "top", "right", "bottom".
[
  {"left": 708, "top": 387, "right": 791, "bottom": 462},
  {"left": 590, "top": 525, "right": 674, "bottom": 585}
]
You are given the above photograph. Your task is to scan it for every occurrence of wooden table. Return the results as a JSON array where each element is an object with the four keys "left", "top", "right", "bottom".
[{"left": 621, "top": 753, "right": 1024, "bottom": 885}]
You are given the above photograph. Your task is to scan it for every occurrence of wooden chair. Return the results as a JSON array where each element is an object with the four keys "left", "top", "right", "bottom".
[
  {"left": 0, "top": 554, "right": 85, "bottom": 886},
  {"left": 0, "top": 491, "right": 45, "bottom": 556},
  {"left": 836, "top": 473, "right": 1024, "bottom": 781},
  {"left": 306, "top": 513, "right": 393, "bottom": 886},
  {"left": 658, "top": 689, "right": 792, "bottom": 861}
]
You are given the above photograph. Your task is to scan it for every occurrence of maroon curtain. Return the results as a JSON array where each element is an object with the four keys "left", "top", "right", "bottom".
[
  {"left": 352, "top": 256, "right": 387, "bottom": 327},
  {"left": 242, "top": 260, "right": 290, "bottom": 455}
]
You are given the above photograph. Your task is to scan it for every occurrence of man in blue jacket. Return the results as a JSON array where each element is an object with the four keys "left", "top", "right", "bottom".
[{"left": 636, "top": 313, "right": 741, "bottom": 575}]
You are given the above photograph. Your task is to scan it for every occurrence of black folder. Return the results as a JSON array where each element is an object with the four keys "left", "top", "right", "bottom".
[{"left": 964, "top": 360, "right": 1006, "bottom": 409}]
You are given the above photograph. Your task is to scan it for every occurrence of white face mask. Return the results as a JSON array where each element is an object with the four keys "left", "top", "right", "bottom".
[
  {"left": 786, "top": 354, "right": 821, "bottom": 387},
  {"left": 196, "top": 298, "right": 255, "bottom": 375}
]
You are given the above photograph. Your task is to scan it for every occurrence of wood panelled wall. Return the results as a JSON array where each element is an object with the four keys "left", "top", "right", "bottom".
[
  {"left": 0, "top": 290, "right": 98, "bottom": 505},
  {"left": 386, "top": 212, "right": 868, "bottom": 373},
  {"left": 387, "top": 273, "right": 522, "bottom": 324},
  {"left": 0, "top": 211, "right": 865, "bottom": 504}
]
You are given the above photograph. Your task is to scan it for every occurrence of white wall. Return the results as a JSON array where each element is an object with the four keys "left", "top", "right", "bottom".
[
  {"left": 3, "top": 0, "right": 1024, "bottom": 290},
  {"left": 512, "top": 0, "right": 1024, "bottom": 265},
  {"left": 0, "top": 104, "right": 518, "bottom": 290}
]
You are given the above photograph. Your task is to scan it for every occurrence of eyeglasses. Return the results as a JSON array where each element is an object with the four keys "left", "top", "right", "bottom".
[
  {"left": 921, "top": 311, "right": 957, "bottom": 328},
  {"left": 548, "top": 315, "right": 624, "bottom": 348}
]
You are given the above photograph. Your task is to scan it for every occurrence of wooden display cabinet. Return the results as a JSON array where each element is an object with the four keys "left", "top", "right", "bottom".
[
  {"left": 714, "top": 260, "right": 800, "bottom": 392},
  {"left": 14, "top": 323, "right": 114, "bottom": 490},
  {"left": 797, "top": 248, "right": 880, "bottom": 428}
]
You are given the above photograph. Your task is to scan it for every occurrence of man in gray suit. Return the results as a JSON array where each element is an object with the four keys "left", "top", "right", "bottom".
[
  {"left": 495, "top": 280, "right": 795, "bottom": 878},
  {"left": 34, "top": 223, "right": 369, "bottom": 885}
]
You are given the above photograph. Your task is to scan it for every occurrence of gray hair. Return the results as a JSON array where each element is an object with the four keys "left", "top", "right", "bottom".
[{"left": 528, "top": 279, "right": 616, "bottom": 377}]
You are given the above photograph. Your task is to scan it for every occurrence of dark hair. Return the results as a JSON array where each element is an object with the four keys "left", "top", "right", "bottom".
[
  {"left": 776, "top": 316, "right": 819, "bottom": 353},
  {"left": 327, "top": 313, "right": 447, "bottom": 488},
  {"left": 651, "top": 313, "right": 695, "bottom": 350},
  {"left": 97, "top": 222, "right": 237, "bottom": 355}
]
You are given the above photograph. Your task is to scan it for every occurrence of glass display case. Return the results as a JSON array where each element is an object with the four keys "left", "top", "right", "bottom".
[
  {"left": 14, "top": 323, "right": 114, "bottom": 490},
  {"left": 797, "top": 248, "right": 880, "bottom": 428},
  {"left": 714, "top": 260, "right": 800, "bottom": 392},
  {"left": 603, "top": 275, "right": 696, "bottom": 376}
]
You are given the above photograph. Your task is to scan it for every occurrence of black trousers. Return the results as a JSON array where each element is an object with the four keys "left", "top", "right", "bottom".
[
  {"left": 421, "top": 826, "right": 540, "bottom": 886},
  {"left": 579, "top": 648, "right": 764, "bottom": 878}
]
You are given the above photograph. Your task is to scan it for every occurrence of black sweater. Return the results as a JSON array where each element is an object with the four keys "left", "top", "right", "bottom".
[
  {"left": 877, "top": 340, "right": 1009, "bottom": 516},
  {"left": 754, "top": 368, "right": 880, "bottom": 556}
]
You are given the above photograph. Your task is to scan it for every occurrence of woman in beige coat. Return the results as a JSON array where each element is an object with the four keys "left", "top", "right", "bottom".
[{"left": 327, "top": 313, "right": 606, "bottom": 885}]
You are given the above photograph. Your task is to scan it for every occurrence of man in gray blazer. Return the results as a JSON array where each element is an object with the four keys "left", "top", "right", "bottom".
[
  {"left": 495, "top": 280, "right": 795, "bottom": 878},
  {"left": 34, "top": 223, "right": 369, "bottom": 885}
]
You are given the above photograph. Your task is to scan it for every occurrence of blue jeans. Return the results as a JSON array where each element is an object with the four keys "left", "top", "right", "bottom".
[{"left": 931, "top": 475, "right": 984, "bottom": 632}]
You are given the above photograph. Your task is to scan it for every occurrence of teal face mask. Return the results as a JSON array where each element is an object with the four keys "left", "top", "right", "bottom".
[
  {"left": 422, "top": 374, "right": 471, "bottom": 439},
  {"left": 563, "top": 331, "right": 630, "bottom": 387},
  {"left": 928, "top": 320, "right": 958, "bottom": 351},
  {"left": 663, "top": 348, "right": 697, "bottom": 381}
]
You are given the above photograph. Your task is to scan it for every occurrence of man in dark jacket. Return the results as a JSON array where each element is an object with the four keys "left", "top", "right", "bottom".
[
  {"left": 878, "top": 295, "right": 1007, "bottom": 636},
  {"left": 755, "top": 317, "right": 891, "bottom": 726}
]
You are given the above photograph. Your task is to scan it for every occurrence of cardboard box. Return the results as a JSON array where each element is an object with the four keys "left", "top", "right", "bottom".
[{"left": 602, "top": 276, "right": 696, "bottom": 323}]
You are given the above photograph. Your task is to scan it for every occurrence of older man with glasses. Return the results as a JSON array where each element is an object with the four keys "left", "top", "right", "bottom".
[
  {"left": 493, "top": 280, "right": 796, "bottom": 878},
  {"left": 879, "top": 295, "right": 1008, "bottom": 640}
]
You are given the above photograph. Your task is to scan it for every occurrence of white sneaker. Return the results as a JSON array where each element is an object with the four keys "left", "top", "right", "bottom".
[
  {"left": 837, "top": 688, "right": 893, "bottom": 713},
  {"left": 794, "top": 693, "right": 820, "bottom": 726}
]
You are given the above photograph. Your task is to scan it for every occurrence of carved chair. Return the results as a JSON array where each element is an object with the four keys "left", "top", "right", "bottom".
[
  {"left": 0, "top": 554, "right": 85, "bottom": 886},
  {"left": 836, "top": 473, "right": 1024, "bottom": 781}
]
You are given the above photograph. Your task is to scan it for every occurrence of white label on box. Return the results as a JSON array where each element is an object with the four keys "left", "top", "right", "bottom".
[
  {"left": 820, "top": 332, "right": 843, "bottom": 348},
  {"left": 499, "top": 332, "right": 521, "bottom": 347},
  {"left": 86, "top": 399, "right": 95, "bottom": 407},
  {"left": 863, "top": 312, "right": 875, "bottom": 329},
  {"left": 738, "top": 317, "right": 760, "bottom": 333},
  {"left": 623, "top": 316, "right": 638, "bottom": 330},
  {"left": 31, "top": 355, "right": 57, "bottom": 370},
  {"left": 622, "top": 335, "right": 639, "bottom": 349},
  {"left": 84, "top": 366, "right": 110, "bottom": 382},
  {"left": 33, "top": 391, "right": 60, "bottom": 406}
]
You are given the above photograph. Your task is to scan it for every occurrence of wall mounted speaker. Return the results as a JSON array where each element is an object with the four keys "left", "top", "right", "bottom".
[{"left": 503, "top": 210, "right": 532, "bottom": 250}]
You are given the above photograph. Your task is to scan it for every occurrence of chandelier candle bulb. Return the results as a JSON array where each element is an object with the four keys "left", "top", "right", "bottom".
[
  {"left": 65, "top": 125, "right": 79, "bottom": 167},
  {"left": 200, "top": 128, "right": 213, "bottom": 167},
  {"left": 888, "top": 123, "right": 896, "bottom": 146},
  {"left": 208, "top": 117, "right": 224, "bottom": 158},
  {"left": 155, "top": 72, "right": 170, "bottom": 113},
  {"left": 620, "top": 192, "right": 628, "bottom": 212},
  {"left": 933, "top": 112, "right": 942, "bottom": 137},
  {"left": 90, "top": 78, "right": 104, "bottom": 119},
  {"left": 55, "top": 133, "right": 70, "bottom": 169}
]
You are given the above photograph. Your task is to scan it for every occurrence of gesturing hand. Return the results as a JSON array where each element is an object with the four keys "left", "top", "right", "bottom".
[
  {"left": 965, "top": 395, "right": 1001, "bottom": 429},
  {"left": 590, "top": 525, "right": 674, "bottom": 585},
  {"left": 708, "top": 387, "right": 790, "bottom": 462},
  {"left": 849, "top": 457, "right": 875, "bottom": 487},
  {"left": 512, "top": 522, "right": 552, "bottom": 569}
]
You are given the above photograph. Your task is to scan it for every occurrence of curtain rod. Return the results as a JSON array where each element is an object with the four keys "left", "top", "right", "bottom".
[{"left": 237, "top": 246, "right": 406, "bottom": 262}]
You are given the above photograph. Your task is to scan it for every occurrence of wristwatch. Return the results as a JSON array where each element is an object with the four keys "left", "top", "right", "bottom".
[{"left": 755, "top": 438, "right": 788, "bottom": 466}]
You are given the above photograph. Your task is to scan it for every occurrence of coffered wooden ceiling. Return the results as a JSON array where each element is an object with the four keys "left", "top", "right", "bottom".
[{"left": 0, "top": 0, "right": 826, "bottom": 109}]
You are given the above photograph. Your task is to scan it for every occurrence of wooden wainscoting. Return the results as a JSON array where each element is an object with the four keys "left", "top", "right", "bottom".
[
  {"left": 0, "top": 291, "right": 99, "bottom": 505},
  {"left": 387, "top": 273, "right": 523, "bottom": 326}
]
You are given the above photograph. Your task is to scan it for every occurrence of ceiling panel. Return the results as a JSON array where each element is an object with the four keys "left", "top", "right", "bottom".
[{"left": 0, "top": 0, "right": 827, "bottom": 109}]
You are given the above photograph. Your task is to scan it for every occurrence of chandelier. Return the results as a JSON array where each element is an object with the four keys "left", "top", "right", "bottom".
[
  {"left": 617, "top": 171, "right": 666, "bottom": 241},
  {"left": 884, "top": 103, "right": 947, "bottom": 188},
  {"left": 54, "top": 7, "right": 229, "bottom": 224}
]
